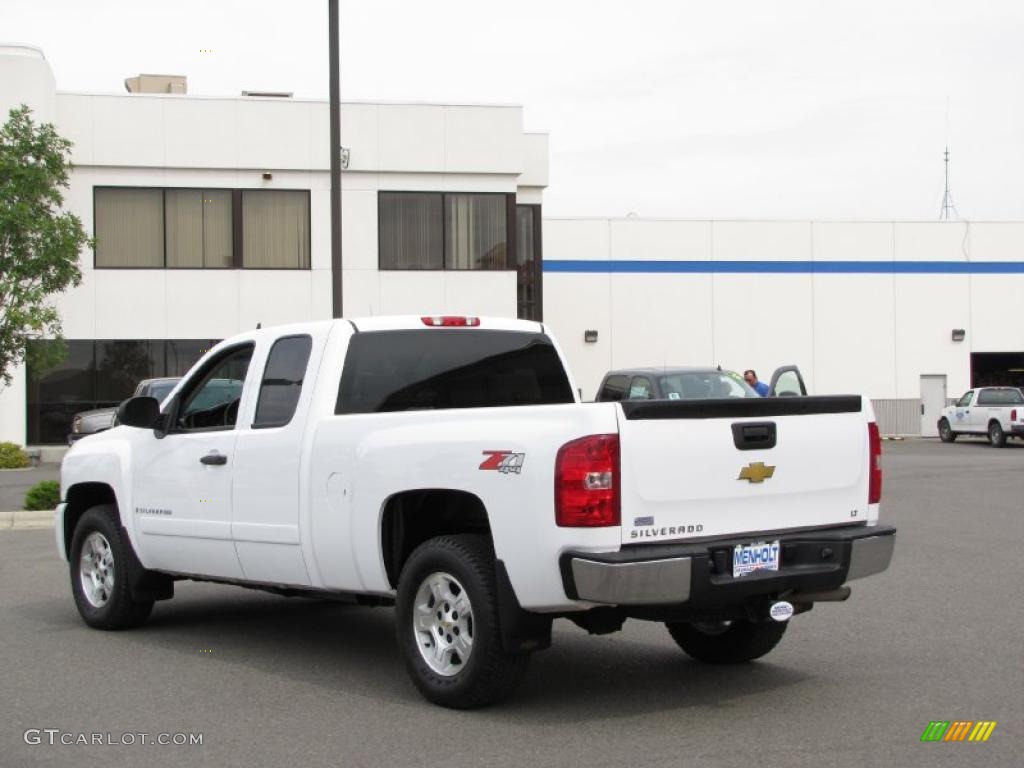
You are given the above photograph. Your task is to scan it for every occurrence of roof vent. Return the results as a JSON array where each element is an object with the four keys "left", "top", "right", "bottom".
[
  {"left": 125, "top": 74, "right": 187, "bottom": 94},
  {"left": 241, "top": 90, "right": 293, "bottom": 98}
]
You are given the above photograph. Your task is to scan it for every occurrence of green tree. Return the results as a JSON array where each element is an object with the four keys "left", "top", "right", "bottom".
[{"left": 0, "top": 104, "right": 88, "bottom": 386}]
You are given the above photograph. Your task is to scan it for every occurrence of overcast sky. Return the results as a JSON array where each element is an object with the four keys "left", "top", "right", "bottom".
[{"left": 3, "top": 0, "right": 1022, "bottom": 220}]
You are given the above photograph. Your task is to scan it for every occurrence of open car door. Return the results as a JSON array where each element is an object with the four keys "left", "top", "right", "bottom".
[{"left": 768, "top": 365, "right": 807, "bottom": 396}]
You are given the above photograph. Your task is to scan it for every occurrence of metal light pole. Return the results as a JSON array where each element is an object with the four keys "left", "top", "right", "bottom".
[{"left": 329, "top": 0, "right": 343, "bottom": 317}]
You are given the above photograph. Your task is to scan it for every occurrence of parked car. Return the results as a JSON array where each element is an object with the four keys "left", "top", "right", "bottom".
[
  {"left": 595, "top": 365, "right": 807, "bottom": 402},
  {"left": 57, "top": 317, "right": 892, "bottom": 708},
  {"left": 938, "top": 386, "right": 1024, "bottom": 446},
  {"left": 67, "top": 377, "right": 181, "bottom": 444}
]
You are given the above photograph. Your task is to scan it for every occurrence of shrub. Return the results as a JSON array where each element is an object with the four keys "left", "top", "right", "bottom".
[
  {"left": 24, "top": 480, "right": 60, "bottom": 511},
  {"left": 0, "top": 442, "right": 30, "bottom": 469}
]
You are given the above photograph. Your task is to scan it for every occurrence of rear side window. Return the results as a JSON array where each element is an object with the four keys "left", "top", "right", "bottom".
[
  {"left": 598, "top": 375, "right": 628, "bottom": 402},
  {"left": 336, "top": 330, "right": 574, "bottom": 414},
  {"left": 977, "top": 388, "right": 1024, "bottom": 406},
  {"left": 253, "top": 335, "right": 312, "bottom": 428}
]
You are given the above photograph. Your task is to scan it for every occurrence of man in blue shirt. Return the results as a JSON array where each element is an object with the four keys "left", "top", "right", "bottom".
[{"left": 744, "top": 369, "right": 770, "bottom": 397}]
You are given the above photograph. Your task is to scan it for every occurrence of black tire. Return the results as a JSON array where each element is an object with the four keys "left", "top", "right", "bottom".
[
  {"left": 69, "top": 505, "right": 154, "bottom": 630},
  {"left": 665, "top": 619, "right": 788, "bottom": 663},
  {"left": 988, "top": 421, "right": 1007, "bottom": 448},
  {"left": 938, "top": 418, "right": 957, "bottom": 443},
  {"left": 395, "top": 534, "right": 530, "bottom": 708}
]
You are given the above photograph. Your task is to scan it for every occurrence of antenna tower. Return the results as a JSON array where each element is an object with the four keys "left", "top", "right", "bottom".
[{"left": 939, "top": 146, "right": 959, "bottom": 220}]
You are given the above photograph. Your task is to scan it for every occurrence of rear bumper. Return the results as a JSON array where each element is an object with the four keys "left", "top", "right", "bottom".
[
  {"left": 1010, "top": 424, "right": 1024, "bottom": 436},
  {"left": 561, "top": 523, "right": 896, "bottom": 606}
]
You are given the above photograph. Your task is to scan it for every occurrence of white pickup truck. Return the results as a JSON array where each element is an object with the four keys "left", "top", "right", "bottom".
[
  {"left": 57, "top": 315, "right": 895, "bottom": 708},
  {"left": 938, "top": 386, "right": 1024, "bottom": 446}
]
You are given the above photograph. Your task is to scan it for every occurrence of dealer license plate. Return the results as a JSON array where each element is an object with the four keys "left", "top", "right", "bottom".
[{"left": 733, "top": 540, "right": 781, "bottom": 578}]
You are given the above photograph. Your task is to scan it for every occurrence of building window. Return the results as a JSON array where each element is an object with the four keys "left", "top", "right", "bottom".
[
  {"left": 242, "top": 190, "right": 310, "bottom": 268},
  {"left": 26, "top": 338, "right": 219, "bottom": 444},
  {"left": 445, "top": 194, "right": 507, "bottom": 270},
  {"left": 515, "top": 205, "right": 542, "bottom": 321},
  {"left": 94, "top": 187, "right": 310, "bottom": 269},
  {"left": 379, "top": 192, "right": 509, "bottom": 271},
  {"left": 378, "top": 192, "right": 443, "bottom": 270},
  {"left": 165, "top": 189, "right": 233, "bottom": 268},
  {"left": 94, "top": 188, "right": 164, "bottom": 267}
]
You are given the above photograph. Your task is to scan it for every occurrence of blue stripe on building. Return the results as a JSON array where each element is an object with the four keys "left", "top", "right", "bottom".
[{"left": 542, "top": 260, "right": 1024, "bottom": 274}]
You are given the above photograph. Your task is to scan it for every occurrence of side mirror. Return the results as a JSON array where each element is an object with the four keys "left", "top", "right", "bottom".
[{"left": 116, "top": 396, "right": 161, "bottom": 430}]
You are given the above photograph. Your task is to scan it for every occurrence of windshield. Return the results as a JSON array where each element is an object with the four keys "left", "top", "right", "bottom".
[{"left": 657, "top": 371, "right": 758, "bottom": 399}]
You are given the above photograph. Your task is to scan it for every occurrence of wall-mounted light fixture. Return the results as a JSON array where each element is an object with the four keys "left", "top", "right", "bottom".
[
  {"left": 584, "top": 330, "right": 599, "bottom": 343},
  {"left": 951, "top": 329, "right": 966, "bottom": 342},
  {"left": 262, "top": 172, "right": 273, "bottom": 181}
]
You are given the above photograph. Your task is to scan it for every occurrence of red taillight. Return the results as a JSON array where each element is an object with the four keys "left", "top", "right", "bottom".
[
  {"left": 421, "top": 316, "right": 480, "bottom": 327},
  {"left": 868, "top": 422, "right": 882, "bottom": 505},
  {"left": 555, "top": 434, "right": 620, "bottom": 527},
  {"left": 1012, "top": 409, "right": 1018, "bottom": 422}
]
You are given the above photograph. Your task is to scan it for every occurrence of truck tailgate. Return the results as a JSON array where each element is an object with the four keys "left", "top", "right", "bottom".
[{"left": 617, "top": 396, "right": 871, "bottom": 544}]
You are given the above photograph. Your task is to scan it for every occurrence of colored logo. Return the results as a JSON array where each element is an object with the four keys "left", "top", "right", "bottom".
[
  {"left": 738, "top": 462, "right": 775, "bottom": 483},
  {"left": 920, "top": 721, "right": 997, "bottom": 743},
  {"left": 479, "top": 451, "right": 525, "bottom": 475}
]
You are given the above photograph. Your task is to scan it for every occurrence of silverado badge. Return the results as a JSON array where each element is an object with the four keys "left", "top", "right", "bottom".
[{"left": 738, "top": 462, "right": 775, "bottom": 483}]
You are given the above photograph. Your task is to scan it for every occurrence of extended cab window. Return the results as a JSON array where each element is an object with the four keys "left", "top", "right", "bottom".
[
  {"left": 336, "top": 330, "right": 574, "bottom": 414},
  {"left": 175, "top": 345, "right": 253, "bottom": 431},
  {"left": 977, "top": 388, "right": 1024, "bottom": 406},
  {"left": 598, "top": 375, "right": 628, "bottom": 402},
  {"left": 253, "top": 335, "right": 312, "bottom": 428}
]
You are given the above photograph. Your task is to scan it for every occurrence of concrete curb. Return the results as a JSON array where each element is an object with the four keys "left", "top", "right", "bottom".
[{"left": 0, "top": 511, "right": 55, "bottom": 530}]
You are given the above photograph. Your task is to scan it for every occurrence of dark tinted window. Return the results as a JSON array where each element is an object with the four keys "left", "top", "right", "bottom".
[
  {"left": 598, "top": 375, "right": 628, "bottom": 402},
  {"left": 336, "top": 330, "right": 574, "bottom": 414},
  {"left": 254, "top": 336, "right": 312, "bottom": 428},
  {"left": 25, "top": 338, "right": 217, "bottom": 444},
  {"left": 977, "top": 388, "right": 1024, "bottom": 406},
  {"left": 379, "top": 192, "right": 443, "bottom": 270}
]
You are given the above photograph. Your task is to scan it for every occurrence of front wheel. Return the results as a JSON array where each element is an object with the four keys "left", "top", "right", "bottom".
[
  {"left": 938, "top": 418, "right": 957, "bottom": 443},
  {"left": 395, "top": 535, "right": 530, "bottom": 708},
  {"left": 666, "top": 618, "right": 788, "bottom": 663},
  {"left": 988, "top": 421, "right": 1007, "bottom": 447},
  {"left": 69, "top": 505, "right": 153, "bottom": 629}
]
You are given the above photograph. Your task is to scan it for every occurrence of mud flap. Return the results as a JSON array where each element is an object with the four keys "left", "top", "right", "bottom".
[{"left": 495, "top": 559, "right": 552, "bottom": 653}]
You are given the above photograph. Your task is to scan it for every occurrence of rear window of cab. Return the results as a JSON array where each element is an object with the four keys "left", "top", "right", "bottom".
[{"left": 336, "top": 330, "right": 575, "bottom": 414}]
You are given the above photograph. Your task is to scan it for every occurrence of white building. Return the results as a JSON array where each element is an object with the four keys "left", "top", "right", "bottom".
[
  {"left": 1, "top": 44, "right": 1022, "bottom": 446},
  {"left": 0, "top": 44, "right": 547, "bottom": 445},
  {"left": 543, "top": 218, "right": 1024, "bottom": 434}
]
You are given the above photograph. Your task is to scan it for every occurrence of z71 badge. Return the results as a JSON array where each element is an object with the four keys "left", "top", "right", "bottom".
[{"left": 479, "top": 450, "right": 525, "bottom": 474}]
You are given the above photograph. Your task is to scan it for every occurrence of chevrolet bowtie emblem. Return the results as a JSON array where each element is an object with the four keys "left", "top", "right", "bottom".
[{"left": 738, "top": 462, "right": 776, "bottom": 483}]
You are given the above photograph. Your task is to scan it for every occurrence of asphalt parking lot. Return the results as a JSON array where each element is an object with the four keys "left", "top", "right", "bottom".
[{"left": 1, "top": 438, "right": 1020, "bottom": 768}]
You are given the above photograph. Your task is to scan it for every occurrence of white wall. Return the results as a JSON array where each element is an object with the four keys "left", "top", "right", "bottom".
[{"left": 545, "top": 218, "right": 1024, "bottom": 403}]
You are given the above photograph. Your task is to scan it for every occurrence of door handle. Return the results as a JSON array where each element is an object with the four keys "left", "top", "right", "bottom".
[
  {"left": 200, "top": 452, "right": 228, "bottom": 466},
  {"left": 920, "top": 404, "right": 925, "bottom": 415}
]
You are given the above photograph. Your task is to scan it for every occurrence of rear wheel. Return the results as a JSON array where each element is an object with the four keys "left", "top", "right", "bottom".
[
  {"left": 938, "top": 418, "right": 957, "bottom": 443},
  {"left": 988, "top": 421, "right": 1007, "bottom": 447},
  {"left": 396, "top": 535, "right": 530, "bottom": 708},
  {"left": 70, "top": 505, "right": 153, "bottom": 629},
  {"left": 665, "top": 619, "right": 788, "bottom": 663}
]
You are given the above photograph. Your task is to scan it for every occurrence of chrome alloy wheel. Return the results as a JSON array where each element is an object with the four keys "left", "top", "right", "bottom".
[
  {"left": 413, "top": 571, "right": 474, "bottom": 676},
  {"left": 79, "top": 531, "right": 115, "bottom": 608}
]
